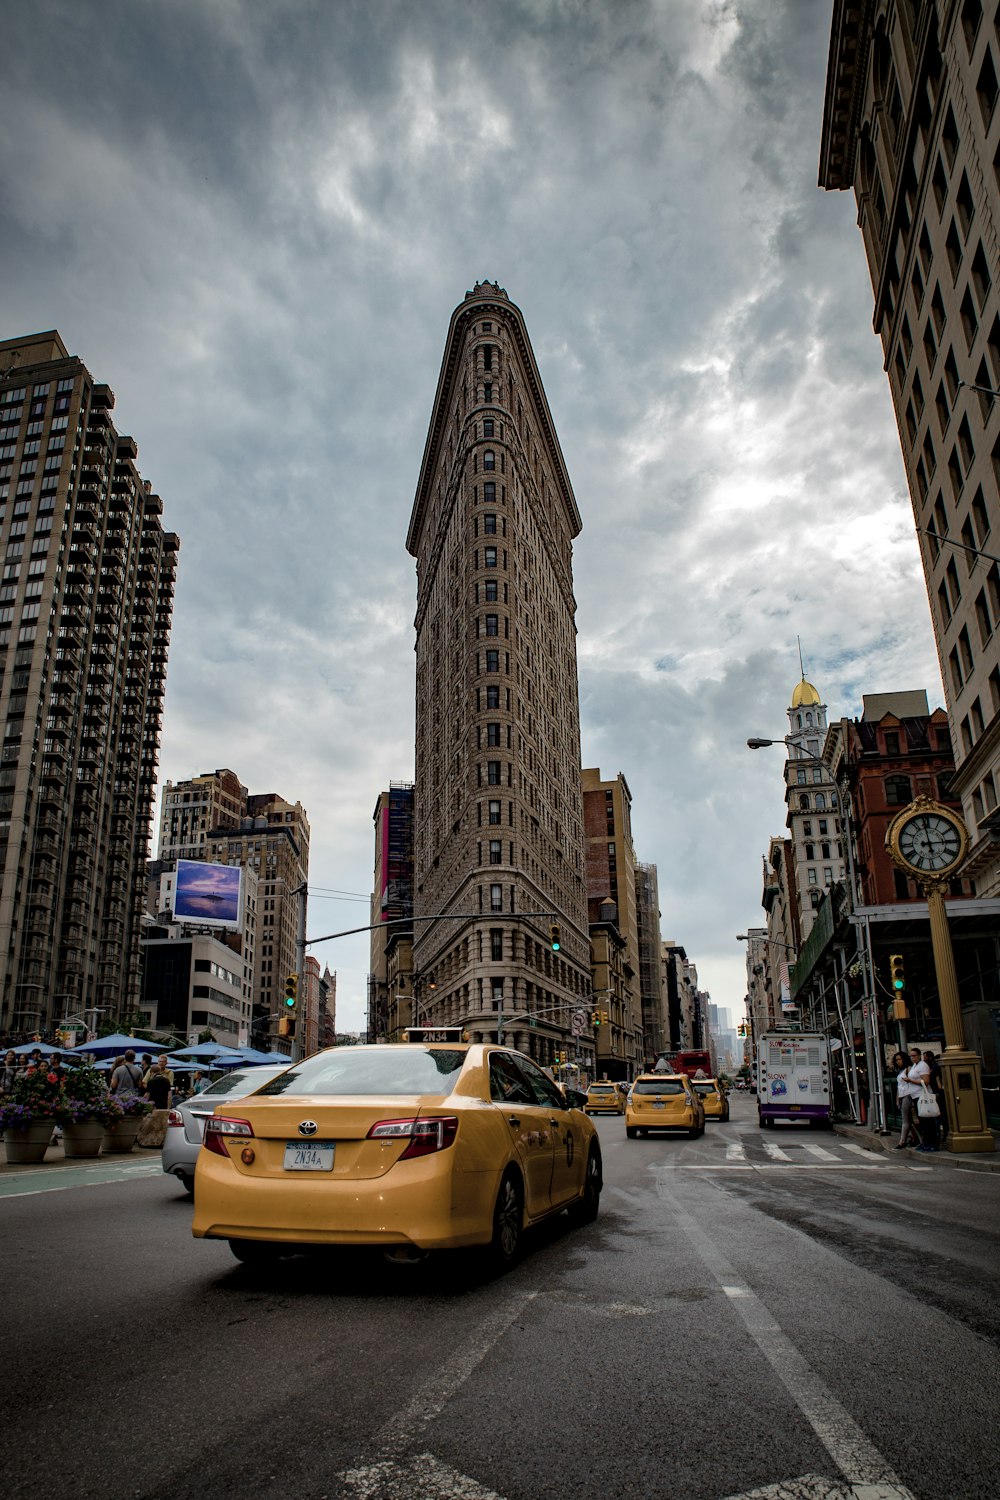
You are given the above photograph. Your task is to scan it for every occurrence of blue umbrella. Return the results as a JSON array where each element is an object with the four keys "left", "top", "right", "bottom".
[
  {"left": 168, "top": 1042, "right": 245, "bottom": 1062},
  {"left": 231, "top": 1046, "right": 286, "bottom": 1065},
  {"left": 9, "top": 1041, "right": 64, "bottom": 1056},
  {"left": 67, "top": 1033, "right": 170, "bottom": 1059}
]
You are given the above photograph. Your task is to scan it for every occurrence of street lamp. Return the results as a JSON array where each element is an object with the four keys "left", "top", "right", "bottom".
[{"left": 747, "top": 737, "right": 783, "bottom": 750}]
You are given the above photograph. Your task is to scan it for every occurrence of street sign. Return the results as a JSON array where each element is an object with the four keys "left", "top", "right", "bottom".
[{"left": 571, "top": 1009, "right": 586, "bottom": 1037}]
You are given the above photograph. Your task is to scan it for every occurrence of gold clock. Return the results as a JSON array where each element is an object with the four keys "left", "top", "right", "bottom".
[{"left": 885, "top": 797, "right": 968, "bottom": 880}]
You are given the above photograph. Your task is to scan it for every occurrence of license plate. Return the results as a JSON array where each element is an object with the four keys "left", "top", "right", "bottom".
[
  {"left": 651, "top": 1100, "right": 665, "bottom": 1109},
  {"left": 789, "top": 1105, "right": 801, "bottom": 1111},
  {"left": 283, "top": 1142, "right": 335, "bottom": 1171}
]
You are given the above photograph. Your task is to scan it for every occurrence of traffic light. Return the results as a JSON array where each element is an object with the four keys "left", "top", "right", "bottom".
[
  {"left": 284, "top": 973, "right": 298, "bottom": 1010},
  {"left": 591, "top": 1010, "right": 601, "bottom": 1027},
  {"left": 601, "top": 1009, "right": 609, "bottom": 1026},
  {"left": 549, "top": 923, "right": 561, "bottom": 951},
  {"left": 889, "top": 954, "right": 905, "bottom": 992}
]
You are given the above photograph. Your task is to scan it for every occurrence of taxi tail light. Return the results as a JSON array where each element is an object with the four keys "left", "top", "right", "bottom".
[
  {"left": 203, "top": 1116, "right": 254, "bottom": 1157},
  {"left": 367, "top": 1116, "right": 459, "bottom": 1160},
  {"left": 166, "top": 1109, "right": 184, "bottom": 1129}
]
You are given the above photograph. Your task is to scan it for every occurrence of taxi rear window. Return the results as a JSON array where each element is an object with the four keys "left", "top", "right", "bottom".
[
  {"left": 256, "top": 1049, "right": 466, "bottom": 1097},
  {"left": 590, "top": 1084, "right": 617, "bottom": 1091},
  {"left": 633, "top": 1079, "right": 684, "bottom": 1095},
  {"left": 692, "top": 1082, "right": 716, "bottom": 1092}
]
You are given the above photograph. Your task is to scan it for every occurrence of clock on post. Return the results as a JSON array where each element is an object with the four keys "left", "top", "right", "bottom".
[
  {"left": 884, "top": 795, "right": 994, "bottom": 1154},
  {"left": 885, "top": 798, "right": 968, "bottom": 882}
]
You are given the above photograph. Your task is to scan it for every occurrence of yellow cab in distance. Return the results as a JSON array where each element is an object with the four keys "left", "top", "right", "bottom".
[
  {"left": 690, "top": 1076, "right": 730, "bottom": 1121},
  {"left": 192, "top": 1028, "right": 602, "bottom": 1270},
  {"left": 584, "top": 1080, "right": 625, "bottom": 1115},
  {"left": 625, "top": 1073, "right": 705, "bottom": 1139}
]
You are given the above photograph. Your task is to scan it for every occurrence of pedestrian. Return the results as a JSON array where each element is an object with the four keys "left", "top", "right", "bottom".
[
  {"left": 137, "top": 1054, "right": 174, "bottom": 1148},
  {"left": 139, "top": 1053, "right": 154, "bottom": 1085},
  {"left": 192, "top": 1070, "right": 211, "bottom": 1095},
  {"left": 109, "top": 1049, "right": 144, "bottom": 1097},
  {"left": 2, "top": 1050, "right": 17, "bottom": 1095},
  {"left": 893, "top": 1050, "right": 922, "bottom": 1149},
  {"left": 920, "top": 1050, "right": 945, "bottom": 1152}
]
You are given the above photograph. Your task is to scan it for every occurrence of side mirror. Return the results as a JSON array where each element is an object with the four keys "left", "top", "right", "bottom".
[{"left": 565, "top": 1089, "right": 587, "bottom": 1110}]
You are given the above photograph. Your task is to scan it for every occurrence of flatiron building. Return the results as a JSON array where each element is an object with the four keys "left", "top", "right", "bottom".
[{"left": 406, "top": 282, "right": 593, "bottom": 1072}]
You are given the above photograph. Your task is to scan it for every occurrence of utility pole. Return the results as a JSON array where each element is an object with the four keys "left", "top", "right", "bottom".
[{"left": 291, "top": 882, "right": 307, "bottom": 1064}]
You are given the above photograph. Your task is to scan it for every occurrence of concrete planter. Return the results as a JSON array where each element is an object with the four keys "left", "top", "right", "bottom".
[
  {"left": 3, "top": 1119, "right": 56, "bottom": 1164},
  {"left": 62, "top": 1118, "right": 106, "bottom": 1158},
  {"left": 101, "top": 1116, "right": 143, "bottom": 1154}
]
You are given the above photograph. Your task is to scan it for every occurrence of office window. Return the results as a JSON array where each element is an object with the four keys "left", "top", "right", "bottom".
[
  {"left": 486, "top": 722, "right": 501, "bottom": 747},
  {"left": 976, "top": 48, "right": 998, "bottom": 126},
  {"left": 886, "top": 774, "right": 912, "bottom": 806},
  {"left": 490, "top": 928, "right": 503, "bottom": 961},
  {"left": 483, "top": 513, "right": 497, "bottom": 534},
  {"left": 483, "top": 482, "right": 495, "bottom": 503},
  {"left": 483, "top": 449, "right": 495, "bottom": 470},
  {"left": 484, "top": 614, "right": 498, "bottom": 637},
  {"left": 486, "top": 684, "right": 500, "bottom": 709},
  {"left": 489, "top": 839, "right": 502, "bottom": 864},
  {"left": 488, "top": 799, "right": 501, "bottom": 825},
  {"left": 484, "top": 547, "right": 497, "bottom": 568},
  {"left": 485, "top": 649, "right": 499, "bottom": 672},
  {"left": 487, "top": 761, "right": 501, "bottom": 785},
  {"left": 490, "top": 883, "right": 503, "bottom": 912},
  {"left": 483, "top": 419, "right": 494, "bottom": 437}
]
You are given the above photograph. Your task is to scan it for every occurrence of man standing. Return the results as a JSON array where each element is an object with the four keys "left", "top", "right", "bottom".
[
  {"left": 138, "top": 1055, "right": 174, "bottom": 1148},
  {"left": 110, "top": 1049, "right": 144, "bottom": 1098},
  {"left": 894, "top": 1046, "right": 928, "bottom": 1151}
]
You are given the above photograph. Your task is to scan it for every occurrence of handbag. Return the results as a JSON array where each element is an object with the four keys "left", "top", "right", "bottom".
[{"left": 916, "top": 1084, "right": 940, "bottom": 1119}]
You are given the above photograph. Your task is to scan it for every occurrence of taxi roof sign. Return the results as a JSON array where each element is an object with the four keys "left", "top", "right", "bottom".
[{"left": 402, "top": 1026, "right": 468, "bottom": 1044}]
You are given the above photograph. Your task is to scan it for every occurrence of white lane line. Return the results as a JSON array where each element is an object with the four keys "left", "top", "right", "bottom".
[
  {"left": 341, "top": 1453, "right": 506, "bottom": 1500},
  {"left": 372, "top": 1290, "right": 536, "bottom": 1458},
  {"left": 655, "top": 1178, "right": 916, "bottom": 1498},
  {"left": 801, "top": 1144, "right": 840, "bottom": 1162},
  {"left": 726, "top": 1141, "right": 747, "bottom": 1161},
  {"left": 761, "top": 1140, "right": 794, "bottom": 1161}
]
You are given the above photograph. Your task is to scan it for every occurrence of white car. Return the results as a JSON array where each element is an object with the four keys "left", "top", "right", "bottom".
[{"left": 162, "top": 1064, "right": 289, "bottom": 1194}]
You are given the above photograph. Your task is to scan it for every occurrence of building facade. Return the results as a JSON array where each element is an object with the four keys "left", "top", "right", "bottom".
[
  {"left": 368, "top": 782, "right": 415, "bottom": 1041},
  {"left": 820, "top": 1, "right": 1000, "bottom": 892},
  {"left": 582, "top": 768, "right": 643, "bottom": 1075},
  {"left": 157, "top": 770, "right": 309, "bottom": 1049},
  {"left": 635, "top": 861, "right": 668, "bottom": 1061},
  {"left": 783, "top": 678, "right": 847, "bottom": 938},
  {"left": 0, "top": 331, "right": 178, "bottom": 1036},
  {"left": 406, "top": 282, "right": 591, "bottom": 1073}
]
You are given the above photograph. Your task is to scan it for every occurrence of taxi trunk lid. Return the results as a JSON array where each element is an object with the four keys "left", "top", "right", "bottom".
[{"left": 214, "top": 1093, "right": 456, "bottom": 1181}]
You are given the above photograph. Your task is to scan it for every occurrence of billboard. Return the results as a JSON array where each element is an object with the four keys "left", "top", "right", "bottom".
[{"left": 173, "top": 859, "right": 243, "bottom": 931}]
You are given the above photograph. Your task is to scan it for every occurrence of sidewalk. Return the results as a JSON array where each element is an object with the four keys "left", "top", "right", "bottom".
[
  {"left": 0, "top": 1141, "right": 162, "bottom": 1173},
  {"left": 831, "top": 1118, "right": 1000, "bottom": 1173}
]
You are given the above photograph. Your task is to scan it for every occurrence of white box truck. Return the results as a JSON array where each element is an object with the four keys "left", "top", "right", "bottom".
[{"left": 757, "top": 1032, "right": 831, "bottom": 1128}]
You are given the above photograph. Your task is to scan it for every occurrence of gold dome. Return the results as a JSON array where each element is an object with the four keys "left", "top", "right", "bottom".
[{"left": 791, "top": 677, "right": 821, "bottom": 709}]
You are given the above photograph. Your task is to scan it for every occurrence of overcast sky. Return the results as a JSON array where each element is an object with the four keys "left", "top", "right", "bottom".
[{"left": 1, "top": 1, "right": 941, "bottom": 1033}]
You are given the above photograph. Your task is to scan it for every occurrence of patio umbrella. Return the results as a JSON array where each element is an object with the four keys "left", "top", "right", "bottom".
[
  {"left": 231, "top": 1046, "right": 286, "bottom": 1065},
  {"left": 167, "top": 1043, "right": 246, "bottom": 1064},
  {"left": 67, "top": 1033, "right": 170, "bottom": 1060},
  {"left": 10, "top": 1041, "right": 64, "bottom": 1056}
]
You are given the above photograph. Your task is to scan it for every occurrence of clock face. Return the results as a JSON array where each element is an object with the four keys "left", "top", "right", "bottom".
[{"left": 897, "top": 812, "right": 963, "bottom": 872}]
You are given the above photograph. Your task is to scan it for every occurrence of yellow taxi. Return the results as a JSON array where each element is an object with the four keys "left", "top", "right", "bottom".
[
  {"left": 192, "top": 1028, "right": 602, "bottom": 1269},
  {"left": 625, "top": 1073, "right": 705, "bottom": 1138},
  {"left": 585, "top": 1081, "right": 624, "bottom": 1115},
  {"left": 691, "top": 1076, "right": 730, "bottom": 1121}
]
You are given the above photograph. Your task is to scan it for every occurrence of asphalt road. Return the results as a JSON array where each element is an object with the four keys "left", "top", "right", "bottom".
[{"left": 2, "top": 1093, "right": 998, "bottom": 1500}]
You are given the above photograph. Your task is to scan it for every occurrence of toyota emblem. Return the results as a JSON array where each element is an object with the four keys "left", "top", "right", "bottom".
[{"left": 298, "top": 1120, "right": 318, "bottom": 1136}]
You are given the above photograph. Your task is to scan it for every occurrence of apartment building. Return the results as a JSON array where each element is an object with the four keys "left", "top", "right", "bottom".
[
  {"left": 406, "top": 282, "right": 591, "bottom": 1072},
  {"left": 0, "top": 331, "right": 178, "bottom": 1034},
  {"left": 820, "top": 0, "right": 1000, "bottom": 891}
]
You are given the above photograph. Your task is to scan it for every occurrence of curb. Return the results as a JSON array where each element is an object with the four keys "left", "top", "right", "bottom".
[
  {"left": 831, "top": 1121, "right": 1000, "bottom": 1173},
  {"left": 0, "top": 1144, "right": 162, "bottom": 1174}
]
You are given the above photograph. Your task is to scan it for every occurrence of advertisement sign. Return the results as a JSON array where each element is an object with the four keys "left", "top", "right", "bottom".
[{"left": 173, "top": 859, "right": 243, "bottom": 930}]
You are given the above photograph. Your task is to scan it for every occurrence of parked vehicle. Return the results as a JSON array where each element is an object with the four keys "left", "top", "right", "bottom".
[{"left": 756, "top": 1032, "right": 831, "bottom": 1128}]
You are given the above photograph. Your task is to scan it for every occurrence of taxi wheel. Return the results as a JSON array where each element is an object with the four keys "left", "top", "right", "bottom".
[
  {"left": 626, "top": 1126, "right": 637, "bottom": 1138},
  {"left": 567, "top": 1145, "right": 602, "bottom": 1226},
  {"left": 488, "top": 1171, "right": 523, "bottom": 1271},
  {"left": 181, "top": 1175, "right": 195, "bottom": 1197},
  {"left": 228, "top": 1238, "right": 282, "bottom": 1266}
]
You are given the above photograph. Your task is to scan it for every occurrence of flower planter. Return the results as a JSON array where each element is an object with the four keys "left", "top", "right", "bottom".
[
  {"left": 62, "top": 1118, "right": 106, "bottom": 1158},
  {"left": 3, "top": 1118, "right": 56, "bottom": 1164},
  {"left": 101, "top": 1116, "right": 143, "bottom": 1154}
]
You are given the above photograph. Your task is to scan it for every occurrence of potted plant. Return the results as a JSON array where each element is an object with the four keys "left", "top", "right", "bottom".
[
  {"left": 1, "top": 1064, "right": 66, "bottom": 1164},
  {"left": 57, "top": 1065, "right": 115, "bottom": 1158},
  {"left": 100, "top": 1091, "right": 153, "bottom": 1154}
]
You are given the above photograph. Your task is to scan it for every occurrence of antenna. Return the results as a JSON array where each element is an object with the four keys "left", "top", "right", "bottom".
[{"left": 797, "top": 635, "right": 805, "bottom": 679}]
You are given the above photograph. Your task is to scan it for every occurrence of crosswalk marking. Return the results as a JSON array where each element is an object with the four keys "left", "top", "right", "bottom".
[
  {"left": 800, "top": 1143, "right": 839, "bottom": 1161},
  {"left": 761, "top": 1139, "right": 793, "bottom": 1162},
  {"left": 726, "top": 1141, "right": 747, "bottom": 1162}
]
